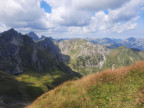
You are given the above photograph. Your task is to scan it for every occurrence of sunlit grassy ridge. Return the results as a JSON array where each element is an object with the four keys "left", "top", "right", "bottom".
[{"left": 28, "top": 61, "right": 144, "bottom": 108}]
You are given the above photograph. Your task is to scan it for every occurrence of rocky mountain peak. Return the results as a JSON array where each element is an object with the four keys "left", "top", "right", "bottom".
[
  {"left": 0, "top": 28, "right": 22, "bottom": 45},
  {"left": 7, "top": 28, "right": 18, "bottom": 34},
  {"left": 28, "top": 31, "right": 40, "bottom": 41},
  {"left": 40, "top": 35, "right": 46, "bottom": 40},
  {"left": 2, "top": 28, "right": 19, "bottom": 37}
]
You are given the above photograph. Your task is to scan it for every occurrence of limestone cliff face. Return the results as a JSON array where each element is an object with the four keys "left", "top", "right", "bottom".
[{"left": 58, "top": 39, "right": 110, "bottom": 75}]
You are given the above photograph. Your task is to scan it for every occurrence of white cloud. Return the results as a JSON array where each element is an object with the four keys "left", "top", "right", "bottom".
[
  {"left": 0, "top": 0, "right": 144, "bottom": 38},
  {"left": 47, "top": 7, "right": 91, "bottom": 26},
  {"left": 64, "top": 0, "right": 144, "bottom": 35},
  {"left": 0, "top": 0, "right": 52, "bottom": 30},
  {"left": 108, "top": 0, "right": 144, "bottom": 23},
  {"left": 72, "top": 0, "right": 129, "bottom": 11},
  {"left": 44, "top": 0, "right": 129, "bottom": 27}
]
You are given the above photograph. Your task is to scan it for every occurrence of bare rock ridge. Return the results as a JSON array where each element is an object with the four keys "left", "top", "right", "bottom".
[
  {"left": 1, "top": 28, "right": 144, "bottom": 76},
  {"left": 26, "top": 31, "right": 144, "bottom": 76}
]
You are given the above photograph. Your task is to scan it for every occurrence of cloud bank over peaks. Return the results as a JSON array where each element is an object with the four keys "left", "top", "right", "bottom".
[{"left": 0, "top": 0, "right": 144, "bottom": 38}]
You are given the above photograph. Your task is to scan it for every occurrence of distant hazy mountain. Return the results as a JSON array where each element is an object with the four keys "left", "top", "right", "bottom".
[
  {"left": 28, "top": 32, "right": 40, "bottom": 41},
  {"left": 87, "top": 37, "right": 144, "bottom": 51},
  {"left": 120, "top": 37, "right": 144, "bottom": 51},
  {"left": 55, "top": 38, "right": 70, "bottom": 42},
  {"left": 87, "top": 38, "right": 123, "bottom": 49}
]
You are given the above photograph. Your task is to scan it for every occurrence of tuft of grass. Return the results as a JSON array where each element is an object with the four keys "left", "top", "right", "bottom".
[{"left": 27, "top": 61, "right": 144, "bottom": 108}]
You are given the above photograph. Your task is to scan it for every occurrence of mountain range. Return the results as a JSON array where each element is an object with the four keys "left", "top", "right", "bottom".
[
  {"left": 58, "top": 39, "right": 144, "bottom": 75},
  {"left": 27, "top": 32, "right": 144, "bottom": 76},
  {"left": 0, "top": 29, "right": 144, "bottom": 107},
  {"left": 0, "top": 29, "right": 79, "bottom": 76},
  {"left": 27, "top": 31, "right": 144, "bottom": 52},
  {"left": 87, "top": 37, "right": 144, "bottom": 51}
]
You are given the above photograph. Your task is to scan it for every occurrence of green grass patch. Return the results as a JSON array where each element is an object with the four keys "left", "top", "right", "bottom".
[{"left": 88, "top": 69, "right": 144, "bottom": 107}]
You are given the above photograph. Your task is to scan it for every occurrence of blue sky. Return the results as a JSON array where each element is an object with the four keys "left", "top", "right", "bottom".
[
  {"left": 40, "top": 1, "right": 51, "bottom": 13},
  {"left": 0, "top": 0, "right": 144, "bottom": 39}
]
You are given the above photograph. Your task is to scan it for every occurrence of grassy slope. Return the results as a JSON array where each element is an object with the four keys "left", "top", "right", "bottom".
[
  {"left": 28, "top": 61, "right": 144, "bottom": 108},
  {"left": 103, "top": 46, "right": 144, "bottom": 69}
]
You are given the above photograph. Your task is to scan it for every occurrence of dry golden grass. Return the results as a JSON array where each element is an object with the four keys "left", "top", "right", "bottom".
[{"left": 27, "top": 61, "right": 144, "bottom": 108}]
